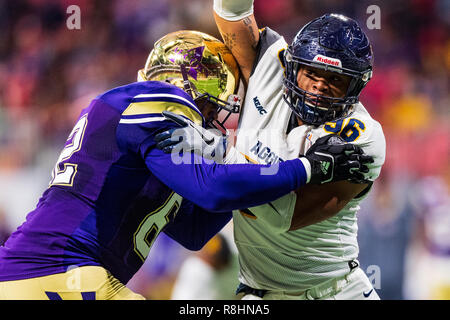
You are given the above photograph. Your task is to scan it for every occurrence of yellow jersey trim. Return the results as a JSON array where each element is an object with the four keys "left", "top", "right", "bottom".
[{"left": 122, "top": 101, "right": 203, "bottom": 125}]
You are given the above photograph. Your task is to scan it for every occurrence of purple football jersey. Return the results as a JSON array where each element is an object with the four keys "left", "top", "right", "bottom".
[{"left": 0, "top": 81, "right": 203, "bottom": 283}]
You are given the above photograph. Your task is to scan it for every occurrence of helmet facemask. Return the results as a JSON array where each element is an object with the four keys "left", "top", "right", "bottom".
[
  {"left": 178, "top": 63, "right": 240, "bottom": 134},
  {"left": 192, "top": 91, "right": 240, "bottom": 133}
]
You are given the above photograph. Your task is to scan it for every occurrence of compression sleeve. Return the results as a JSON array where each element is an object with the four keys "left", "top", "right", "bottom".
[
  {"left": 163, "top": 200, "right": 232, "bottom": 250},
  {"left": 142, "top": 144, "right": 308, "bottom": 212}
]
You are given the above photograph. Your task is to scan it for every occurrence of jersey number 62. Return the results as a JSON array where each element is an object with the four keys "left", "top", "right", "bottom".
[{"left": 49, "top": 114, "right": 88, "bottom": 187}]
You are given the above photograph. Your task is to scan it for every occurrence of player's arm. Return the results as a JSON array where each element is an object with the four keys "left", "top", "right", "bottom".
[
  {"left": 113, "top": 92, "right": 308, "bottom": 213},
  {"left": 163, "top": 200, "right": 231, "bottom": 251},
  {"left": 143, "top": 143, "right": 308, "bottom": 213},
  {"left": 289, "top": 122, "right": 385, "bottom": 230},
  {"left": 151, "top": 114, "right": 372, "bottom": 214},
  {"left": 213, "top": 0, "right": 259, "bottom": 85},
  {"left": 289, "top": 181, "right": 369, "bottom": 230}
]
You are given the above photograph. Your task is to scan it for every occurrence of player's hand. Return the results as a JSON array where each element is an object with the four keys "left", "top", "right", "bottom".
[
  {"left": 154, "top": 111, "right": 227, "bottom": 162},
  {"left": 303, "top": 134, "right": 374, "bottom": 184}
]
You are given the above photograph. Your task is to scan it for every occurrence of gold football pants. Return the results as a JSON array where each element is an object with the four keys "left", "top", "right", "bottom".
[{"left": 0, "top": 266, "right": 145, "bottom": 300}]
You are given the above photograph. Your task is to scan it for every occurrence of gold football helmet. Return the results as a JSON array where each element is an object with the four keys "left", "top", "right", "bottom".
[{"left": 138, "top": 30, "right": 241, "bottom": 131}]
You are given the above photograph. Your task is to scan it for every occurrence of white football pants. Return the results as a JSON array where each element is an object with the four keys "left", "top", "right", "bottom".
[{"left": 241, "top": 268, "right": 380, "bottom": 300}]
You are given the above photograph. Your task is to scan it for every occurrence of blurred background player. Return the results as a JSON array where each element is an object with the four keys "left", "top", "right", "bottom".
[
  {"left": 171, "top": 232, "right": 239, "bottom": 300},
  {"left": 0, "top": 30, "right": 370, "bottom": 300}
]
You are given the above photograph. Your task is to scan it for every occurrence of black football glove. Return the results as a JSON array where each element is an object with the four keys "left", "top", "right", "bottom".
[{"left": 304, "top": 134, "right": 374, "bottom": 184}]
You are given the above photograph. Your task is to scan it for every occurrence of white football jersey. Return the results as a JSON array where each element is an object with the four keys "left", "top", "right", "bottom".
[{"left": 226, "top": 28, "right": 386, "bottom": 292}]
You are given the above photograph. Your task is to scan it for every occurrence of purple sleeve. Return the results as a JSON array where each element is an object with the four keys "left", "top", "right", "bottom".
[
  {"left": 141, "top": 143, "right": 308, "bottom": 212},
  {"left": 163, "top": 200, "right": 231, "bottom": 250}
]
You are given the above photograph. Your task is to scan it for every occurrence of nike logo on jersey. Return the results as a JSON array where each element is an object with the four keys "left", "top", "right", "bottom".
[
  {"left": 201, "top": 133, "right": 215, "bottom": 145},
  {"left": 253, "top": 96, "right": 267, "bottom": 115},
  {"left": 363, "top": 289, "right": 374, "bottom": 298}
]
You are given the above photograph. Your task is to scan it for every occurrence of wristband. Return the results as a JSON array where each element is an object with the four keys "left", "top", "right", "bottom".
[
  {"left": 298, "top": 157, "right": 311, "bottom": 184},
  {"left": 213, "top": 0, "right": 254, "bottom": 21}
]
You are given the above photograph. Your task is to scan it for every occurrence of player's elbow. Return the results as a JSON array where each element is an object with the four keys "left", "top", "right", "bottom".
[
  {"left": 165, "top": 230, "right": 207, "bottom": 251},
  {"left": 198, "top": 192, "right": 231, "bottom": 212},
  {"left": 181, "top": 241, "right": 205, "bottom": 251}
]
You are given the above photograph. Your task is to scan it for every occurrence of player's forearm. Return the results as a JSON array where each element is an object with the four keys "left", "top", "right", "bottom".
[
  {"left": 213, "top": 0, "right": 259, "bottom": 84},
  {"left": 145, "top": 148, "right": 309, "bottom": 212},
  {"left": 289, "top": 197, "right": 347, "bottom": 230},
  {"left": 289, "top": 181, "right": 368, "bottom": 230},
  {"left": 200, "top": 159, "right": 308, "bottom": 212}
]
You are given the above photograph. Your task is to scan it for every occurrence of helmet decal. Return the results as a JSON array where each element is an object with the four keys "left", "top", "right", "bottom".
[
  {"left": 169, "top": 46, "right": 208, "bottom": 80},
  {"left": 312, "top": 54, "right": 342, "bottom": 68}
]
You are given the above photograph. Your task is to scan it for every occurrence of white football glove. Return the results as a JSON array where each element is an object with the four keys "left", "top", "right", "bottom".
[{"left": 154, "top": 111, "right": 227, "bottom": 163}]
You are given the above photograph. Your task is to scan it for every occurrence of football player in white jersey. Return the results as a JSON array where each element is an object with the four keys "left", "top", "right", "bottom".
[
  {"left": 211, "top": 1, "right": 386, "bottom": 300},
  {"left": 157, "top": 1, "right": 386, "bottom": 300}
]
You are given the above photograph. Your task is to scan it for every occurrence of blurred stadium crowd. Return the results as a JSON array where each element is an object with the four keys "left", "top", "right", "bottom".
[{"left": 0, "top": 0, "right": 449, "bottom": 300}]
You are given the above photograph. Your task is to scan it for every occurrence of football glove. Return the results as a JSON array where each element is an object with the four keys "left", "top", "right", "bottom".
[
  {"left": 303, "top": 134, "right": 374, "bottom": 184},
  {"left": 154, "top": 111, "right": 227, "bottom": 162}
]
